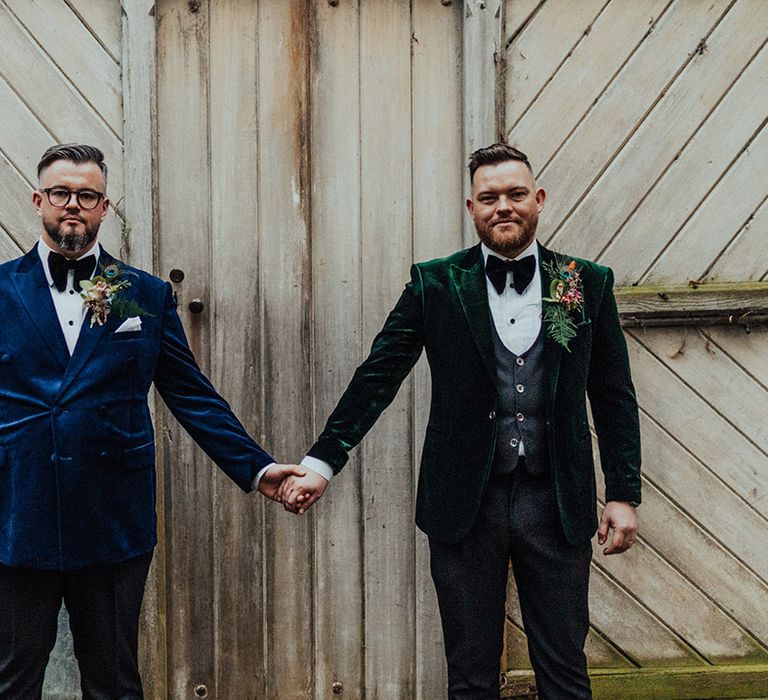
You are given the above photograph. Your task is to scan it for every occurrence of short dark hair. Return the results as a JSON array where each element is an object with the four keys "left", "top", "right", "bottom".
[
  {"left": 37, "top": 143, "right": 107, "bottom": 187},
  {"left": 468, "top": 143, "right": 532, "bottom": 184}
]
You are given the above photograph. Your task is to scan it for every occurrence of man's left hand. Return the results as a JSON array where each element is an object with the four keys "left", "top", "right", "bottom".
[
  {"left": 597, "top": 501, "right": 638, "bottom": 555},
  {"left": 258, "top": 464, "right": 307, "bottom": 502}
]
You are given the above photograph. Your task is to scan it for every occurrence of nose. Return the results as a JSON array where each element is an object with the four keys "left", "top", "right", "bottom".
[
  {"left": 496, "top": 195, "right": 512, "bottom": 213},
  {"left": 64, "top": 193, "right": 80, "bottom": 210}
]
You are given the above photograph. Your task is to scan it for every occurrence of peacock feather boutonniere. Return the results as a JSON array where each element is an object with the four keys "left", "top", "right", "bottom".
[
  {"left": 80, "top": 262, "right": 153, "bottom": 327},
  {"left": 542, "top": 258, "right": 585, "bottom": 351}
]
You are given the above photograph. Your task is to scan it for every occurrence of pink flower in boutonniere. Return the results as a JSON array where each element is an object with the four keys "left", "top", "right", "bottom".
[
  {"left": 80, "top": 263, "right": 152, "bottom": 328},
  {"left": 542, "top": 258, "right": 585, "bottom": 351}
]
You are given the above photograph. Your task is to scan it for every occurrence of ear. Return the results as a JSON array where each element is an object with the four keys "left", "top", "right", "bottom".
[
  {"left": 98, "top": 197, "right": 110, "bottom": 223},
  {"left": 466, "top": 197, "right": 474, "bottom": 217},
  {"left": 535, "top": 188, "right": 546, "bottom": 213},
  {"left": 32, "top": 190, "right": 43, "bottom": 216}
]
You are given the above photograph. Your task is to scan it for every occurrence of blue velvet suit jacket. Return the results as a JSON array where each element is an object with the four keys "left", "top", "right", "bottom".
[{"left": 0, "top": 245, "right": 273, "bottom": 570}]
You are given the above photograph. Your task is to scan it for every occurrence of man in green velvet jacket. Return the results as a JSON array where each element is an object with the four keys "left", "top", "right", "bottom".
[{"left": 282, "top": 144, "right": 641, "bottom": 699}]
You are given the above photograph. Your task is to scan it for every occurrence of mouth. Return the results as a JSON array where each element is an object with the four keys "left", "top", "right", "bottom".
[{"left": 62, "top": 218, "right": 84, "bottom": 224}]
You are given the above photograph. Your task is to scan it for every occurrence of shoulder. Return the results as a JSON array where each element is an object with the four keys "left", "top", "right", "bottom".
[{"left": 413, "top": 245, "right": 480, "bottom": 275}]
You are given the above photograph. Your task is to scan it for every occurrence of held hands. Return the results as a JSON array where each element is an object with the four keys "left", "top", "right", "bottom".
[
  {"left": 257, "top": 464, "right": 307, "bottom": 502},
  {"left": 597, "top": 501, "right": 638, "bottom": 555},
  {"left": 278, "top": 469, "right": 329, "bottom": 515}
]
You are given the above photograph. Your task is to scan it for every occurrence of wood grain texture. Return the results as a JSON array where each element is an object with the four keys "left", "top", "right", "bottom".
[
  {"left": 5, "top": 0, "right": 122, "bottom": 136},
  {"left": 66, "top": 0, "right": 122, "bottom": 61},
  {"left": 309, "top": 0, "right": 365, "bottom": 697},
  {"left": 155, "top": 1, "right": 216, "bottom": 696},
  {"left": 360, "top": 2, "right": 417, "bottom": 695},
  {"left": 208, "top": 0, "right": 267, "bottom": 697},
  {"left": 534, "top": 0, "right": 730, "bottom": 246},
  {"left": 412, "top": 1, "right": 464, "bottom": 695},
  {"left": 256, "top": 1, "right": 315, "bottom": 697}
]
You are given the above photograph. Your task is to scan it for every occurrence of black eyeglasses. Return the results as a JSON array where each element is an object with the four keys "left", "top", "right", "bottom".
[{"left": 40, "top": 187, "right": 105, "bottom": 210}]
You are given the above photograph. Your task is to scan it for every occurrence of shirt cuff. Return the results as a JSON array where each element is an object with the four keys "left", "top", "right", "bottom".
[
  {"left": 300, "top": 456, "right": 333, "bottom": 481},
  {"left": 251, "top": 462, "right": 276, "bottom": 490}
]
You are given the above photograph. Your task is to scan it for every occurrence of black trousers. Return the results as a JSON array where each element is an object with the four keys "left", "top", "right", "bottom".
[
  {"left": 0, "top": 551, "right": 153, "bottom": 700},
  {"left": 429, "top": 468, "right": 592, "bottom": 700}
]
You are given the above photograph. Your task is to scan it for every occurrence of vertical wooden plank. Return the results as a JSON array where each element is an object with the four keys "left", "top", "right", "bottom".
[
  {"left": 309, "top": 1, "right": 364, "bottom": 697},
  {"left": 155, "top": 0, "right": 215, "bottom": 696},
  {"left": 121, "top": 2, "right": 166, "bottom": 696},
  {"left": 207, "top": 1, "right": 267, "bottom": 697},
  {"left": 411, "top": 0, "right": 464, "bottom": 696},
  {"left": 360, "top": 1, "right": 415, "bottom": 696},
  {"left": 257, "top": 0, "right": 314, "bottom": 697},
  {"left": 463, "top": 0, "right": 503, "bottom": 244}
]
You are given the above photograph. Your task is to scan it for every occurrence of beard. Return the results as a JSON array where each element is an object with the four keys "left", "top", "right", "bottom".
[
  {"left": 475, "top": 213, "right": 538, "bottom": 258},
  {"left": 43, "top": 218, "right": 99, "bottom": 254}
]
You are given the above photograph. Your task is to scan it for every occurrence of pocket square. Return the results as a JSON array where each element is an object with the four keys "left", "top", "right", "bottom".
[{"left": 115, "top": 317, "right": 142, "bottom": 333}]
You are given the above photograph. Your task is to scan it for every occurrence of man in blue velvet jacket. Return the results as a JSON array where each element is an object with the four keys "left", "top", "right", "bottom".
[{"left": 0, "top": 144, "right": 300, "bottom": 699}]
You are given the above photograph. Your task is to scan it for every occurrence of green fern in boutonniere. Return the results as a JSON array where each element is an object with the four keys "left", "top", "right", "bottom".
[
  {"left": 542, "top": 258, "right": 585, "bottom": 351},
  {"left": 80, "top": 262, "right": 153, "bottom": 328}
]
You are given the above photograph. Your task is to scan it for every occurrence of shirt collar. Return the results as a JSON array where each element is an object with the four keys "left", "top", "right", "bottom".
[
  {"left": 481, "top": 238, "right": 539, "bottom": 266},
  {"left": 37, "top": 238, "right": 102, "bottom": 288}
]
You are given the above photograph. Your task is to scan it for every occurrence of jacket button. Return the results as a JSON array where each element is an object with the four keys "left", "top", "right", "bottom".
[
  {"left": 488, "top": 410, "right": 496, "bottom": 420},
  {"left": 52, "top": 406, "right": 63, "bottom": 416},
  {"left": 0, "top": 353, "right": 10, "bottom": 364},
  {"left": 50, "top": 453, "right": 57, "bottom": 462},
  {"left": 510, "top": 438, "right": 519, "bottom": 448},
  {"left": 99, "top": 450, "right": 110, "bottom": 459},
  {"left": 516, "top": 412, "right": 525, "bottom": 422}
]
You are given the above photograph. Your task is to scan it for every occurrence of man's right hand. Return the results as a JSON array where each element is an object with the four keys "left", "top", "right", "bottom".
[{"left": 278, "top": 469, "right": 329, "bottom": 515}]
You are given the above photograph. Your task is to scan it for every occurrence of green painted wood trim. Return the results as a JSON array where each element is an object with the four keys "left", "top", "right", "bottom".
[
  {"left": 614, "top": 282, "right": 768, "bottom": 327},
  {"left": 501, "top": 665, "right": 768, "bottom": 699}
]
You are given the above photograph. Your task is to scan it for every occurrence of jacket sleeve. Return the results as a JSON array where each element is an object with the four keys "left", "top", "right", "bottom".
[
  {"left": 308, "top": 265, "right": 426, "bottom": 472},
  {"left": 153, "top": 282, "right": 274, "bottom": 491},
  {"left": 586, "top": 267, "right": 642, "bottom": 504}
]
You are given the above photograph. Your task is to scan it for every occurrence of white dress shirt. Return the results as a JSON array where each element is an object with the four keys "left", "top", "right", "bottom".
[
  {"left": 37, "top": 238, "right": 100, "bottom": 355},
  {"left": 304, "top": 238, "right": 543, "bottom": 482}
]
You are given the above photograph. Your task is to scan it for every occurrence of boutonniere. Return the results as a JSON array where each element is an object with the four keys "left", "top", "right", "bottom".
[
  {"left": 80, "top": 263, "right": 152, "bottom": 328},
  {"left": 542, "top": 258, "right": 585, "bottom": 351}
]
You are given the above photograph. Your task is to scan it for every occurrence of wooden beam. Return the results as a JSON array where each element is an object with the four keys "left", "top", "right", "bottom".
[
  {"left": 615, "top": 282, "right": 768, "bottom": 328},
  {"left": 502, "top": 664, "right": 768, "bottom": 699},
  {"left": 462, "top": 0, "right": 503, "bottom": 246},
  {"left": 121, "top": 0, "right": 156, "bottom": 272}
]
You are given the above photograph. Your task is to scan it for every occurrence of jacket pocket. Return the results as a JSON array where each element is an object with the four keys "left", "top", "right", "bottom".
[{"left": 121, "top": 441, "right": 155, "bottom": 472}]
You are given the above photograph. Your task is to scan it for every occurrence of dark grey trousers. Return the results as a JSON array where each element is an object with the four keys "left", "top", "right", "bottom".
[
  {"left": 429, "top": 467, "right": 592, "bottom": 700},
  {"left": 0, "top": 551, "right": 153, "bottom": 700}
]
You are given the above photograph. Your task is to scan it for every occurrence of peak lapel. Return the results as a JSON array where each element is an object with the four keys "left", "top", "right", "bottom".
[
  {"left": 10, "top": 248, "right": 70, "bottom": 370},
  {"left": 450, "top": 246, "right": 496, "bottom": 384},
  {"left": 538, "top": 243, "right": 563, "bottom": 413}
]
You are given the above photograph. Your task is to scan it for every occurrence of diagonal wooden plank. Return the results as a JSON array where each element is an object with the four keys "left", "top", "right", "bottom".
[
  {"left": 5, "top": 0, "right": 122, "bottom": 136},
  {"left": 65, "top": 0, "right": 121, "bottom": 62},
  {"left": 593, "top": 500, "right": 768, "bottom": 662},
  {"left": 600, "top": 44, "right": 768, "bottom": 283},
  {"left": 704, "top": 325, "right": 768, "bottom": 391},
  {"left": 631, "top": 327, "right": 768, "bottom": 451},
  {"left": 643, "top": 124, "right": 768, "bottom": 284},
  {"left": 0, "top": 149, "right": 42, "bottom": 250},
  {"left": 589, "top": 567, "right": 705, "bottom": 666},
  {"left": 635, "top": 412, "right": 768, "bottom": 585},
  {"left": 534, "top": 0, "right": 730, "bottom": 240},
  {"left": 707, "top": 195, "right": 768, "bottom": 282},
  {"left": 626, "top": 332, "right": 768, "bottom": 518},
  {"left": 0, "top": 222, "right": 24, "bottom": 262},
  {"left": 0, "top": 3, "right": 123, "bottom": 205},
  {"left": 596, "top": 461, "right": 768, "bottom": 645},
  {"left": 508, "top": 0, "right": 670, "bottom": 167},
  {"left": 548, "top": 0, "right": 766, "bottom": 265},
  {"left": 504, "top": 0, "right": 607, "bottom": 131}
]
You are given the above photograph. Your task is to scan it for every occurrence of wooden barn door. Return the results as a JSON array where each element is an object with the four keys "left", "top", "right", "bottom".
[{"left": 501, "top": 1, "right": 768, "bottom": 697}]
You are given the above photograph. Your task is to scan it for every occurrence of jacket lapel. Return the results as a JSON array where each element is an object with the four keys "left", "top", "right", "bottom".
[
  {"left": 57, "top": 249, "right": 118, "bottom": 397},
  {"left": 450, "top": 245, "right": 497, "bottom": 384},
  {"left": 10, "top": 246, "right": 70, "bottom": 370},
  {"left": 538, "top": 243, "right": 563, "bottom": 414}
]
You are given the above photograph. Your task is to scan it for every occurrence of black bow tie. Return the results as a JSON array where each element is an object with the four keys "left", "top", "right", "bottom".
[
  {"left": 485, "top": 254, "right": 536, "bottom": 294},
  {"left": 48, "top": 251, "right": 96, "bottom": 293}
]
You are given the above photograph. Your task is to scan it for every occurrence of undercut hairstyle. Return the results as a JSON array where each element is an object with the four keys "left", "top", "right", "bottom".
[
  {"left": 37, "top": 143, "right": 108, "bottom": 188},
  {"left": 468, "top": 143, "right": 532, "bottom": 184}
]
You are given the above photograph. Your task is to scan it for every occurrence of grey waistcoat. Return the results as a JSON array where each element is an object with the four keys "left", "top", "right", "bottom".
[{"left": 491, "top": 323, "right": 549, "bottom": 476}]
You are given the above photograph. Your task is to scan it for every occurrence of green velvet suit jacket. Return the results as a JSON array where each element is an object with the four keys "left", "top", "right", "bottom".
[{"left": 308, "top": 242, "right": 641, "bottom": 545}]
